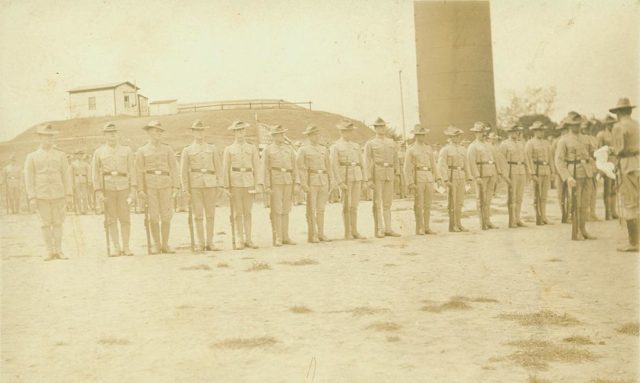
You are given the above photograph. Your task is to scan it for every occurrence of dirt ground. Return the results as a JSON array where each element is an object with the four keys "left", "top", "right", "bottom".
[{"left": 1, "top": 185, "right": 638, "bottom": 383}]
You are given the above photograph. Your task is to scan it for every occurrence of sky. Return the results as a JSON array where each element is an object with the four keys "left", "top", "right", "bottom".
[{"left": 0, "top": 0, "right": 638, "bottom": 141}]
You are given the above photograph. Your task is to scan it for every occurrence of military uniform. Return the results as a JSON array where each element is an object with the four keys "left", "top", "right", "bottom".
[
  {"left": 330, "top": 121, "right": 367, "bottom": 239},
  {"left": 467, "top": 122, "right": 499, "bottom": 230},
  {"left": 404, "top": 125, "right": 441, "bottom": 234},
  {"left": 555, "top": 114, "right": 595, "bottom": 240},
  {"left": 437, "top": 126, "right": 472, "bottom": 232},
  {"left": 597, "top": 116, "right": 619, "bottom": 220},
  {"left": 297, "top": 125, "right": 335, "bottom": 242},
  {"left": 3, "top": 159, "right": 22, "bottom": 214},
  {"left": 525, "top": 122, "right": 554, "bottom": 224},
  {"left": 500, "top": 126, "right": 530, "bottom": 227},
  {"left": 71, "top": 152, "right": 91, "bottom": 214},
  {"left": 24, "top": 124, "right": 72, "bottom": 260},
  {"left": 135, "top": 121, "right": 180, "bottom": 253},
  {"left": 92, "top": 123, "right": 137, "bottom": 256},
  {"left": 223, "top": 121, "right": 262, "bottom": 249},
  {"left": 364, "top": 118, "right": 400, "bottom": 237},
  {"left": 552, "top": 128, "right": 570, "bottom": 223}
]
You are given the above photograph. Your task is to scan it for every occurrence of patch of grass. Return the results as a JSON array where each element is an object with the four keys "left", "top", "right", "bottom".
[
  {"left": 211, "top": 336, "right": 277, "bottom": 349},
  {"left": 290, "top": 306, "right": 313, "bottom": 314},
  {"left": 54, "top": 341, "right": 67, "bottom": 346},
  {"left": 590, "top": 379, "right": 634, "bottom": 383},
  {"left": 498, "top": 310, "right": 581, "bottom": 327},
  {"left": 502, "top": 338, "right": 596, "bottom": 370},
  {"left": 616, "top": 322, "right": 639, "bottom": 336},
  {"left": 451, "top": 295, "right": 499, "bottom": 303},
  {"left": 402, "top": 252, "right": 418, "bottom": 256},
  {"left": 384, "top": 263, "right": 397, "bottom": 267},
  {"left": 180, "top": 264, "right": 211, "bottom": 271},
  {"left": 528, "top": 375, "right": 551, "bottom": 383},
  {"left": 349, "top": 307, "right": 390, "bottom": 317},
  {"left": 245, "top": 262, "right": 271, "bottom": 272},
  {"left": 97, "top": 337, "right": 130, "bottom": 346},
  {"left": 279, "top": 258, "right": 319, "bottom": 266},
  {"left": 216, "top": 262, "right": 229, "bottom": 268},
  {"left": 382, "top": 244, "right": 406, "bottom": 249},
  {"left": 547, "top": 258, "right": 563, "bottom": 262},
  {"left": 563, "top": 336, "right": 595, "bottom": 345},
  {"left": 421, "top": 298, "right": 472, "bottom": 313},
  {"left": 241, "top": 257, "right": 255, "bottom": 260},
  {"left": 386, "top": 336, "right": 400, "bottom": 342},
  {"left": 366, "top": 322, "right": 402, "bottom": 332}
]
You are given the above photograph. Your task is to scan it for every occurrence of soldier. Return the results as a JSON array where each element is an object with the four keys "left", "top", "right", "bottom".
[
  {"left": 438, "top": 126, "right": 472, "bottom": 232},
  {"left": 3, "top": 154, "right": 22, "bottom": 214},
  {"left": 552, "top": 116, "right": 574, "bottom": 223},
  {"left": 181, "top": 120, "right": 223, "bottom": 252},
  {"left": 222, "top": 120, "right": 262, "bottom": 249},
  {"left": 297, "top": 125, "right": 335, "bottom": 243},
  {"left": 555, "top": 112, "right": 596, "bottom": 240},
  {"left": 364, "top": 118, "right": 401, "bottom": 238},
  {"left": 84, "top": 154, "right": 96, "bottom": 212},
  {"left": 404, "top": 124, "right": 441, "bottom": 235},
  {"left": 24, "top": 124, "right": 72, "bottom": 260},
  {"left": 610, "top": 98, "right": 639, "bottom": 252},
  {"left": 486, "top": 131, "right": 509, "bottom": 198},
  {"left": 135, "top": 120, "right": 180, "bottom": 254},
  {"left": 70, "top": 150, "right": 91, "bottom": 214},
  {"left": 525, "top": 121, "right": 554, "bottom": 224},
  {"left": 501, "top": 124, "right": 530, "bottom": 228},
  {"left": 330, "top": 120, "right": 367, "bottom": 239},
  {"left": 92, "top": 122, "right": 137, "bottom": 256},
  {"left": 467, "top": 122, "right": 499, "bottom": 230},
  {"left": 597, "top": 115, "right": 619, "bottom": 220},
  {"left": 580, "top": 118, "right": 600, "bottom": 221},
  {"left": 263, "top": 124, "right": 299, "bottom": 246}
]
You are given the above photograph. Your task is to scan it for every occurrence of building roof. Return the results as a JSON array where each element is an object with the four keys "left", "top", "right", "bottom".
[
  {"left": 138, "top": 94, "right": 148, "bottom": 99},
  {"left": 68, "top": 81, "right": 140, "bottom": 94},
  {"left": 150, "top": 99, "right": 178, "bottom": 105}
]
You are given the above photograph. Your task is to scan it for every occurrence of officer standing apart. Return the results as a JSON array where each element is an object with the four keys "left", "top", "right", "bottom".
[
  {"left": 135, "top": 120, "right": 180, "bottom": 254},
  {"left": 525, "top": 121, "right": 554, "bottom": 224},
  {"left": 222, "top": 120, "right": 262, "bottom": 250},
  {"left": 555, "top": 113, "right": 596, "bottom": 240},
  {"left": 364, "top": 117, "right": 401, "bottom": 238},
  {"left": 3, "top": 154, "right": 22, "bottom": 214},
  {"left": 297, "top": 125, "right": 336, "bottom": 243},
  {"left": 501, "top": 124, "right": 530, "bottom": 228},
  {"left": 71, "top": 150, "right": 91, "bottom": 214},
  {"left": 263, "top": 124, "right": 299, "bottom": 246},
  {"left": 93, "top": 122, "right": 137, "bottom": 256},
  {"left": 610, "top": 98, "right": 639, "bottom": 252},
  {"left": 24, "top": 124, "right": 72, "bottom": 260},
  {"left": 597, "top": 115, "right": 619, "bottom": 220},
  {"left": 467, "top": 122, "right": 499, "bottom": 230},
  {"left": 404, "top": 124, "right": 442, "bottom": 235},
  {"left": 330, "top": 120, "right": 367, "bottom": 240},
  {"left": 438, "top": 126, "right": 472, "bottom": 232},
  {"left": 181, "top": 120, "right": 223, "bottom": 252}
]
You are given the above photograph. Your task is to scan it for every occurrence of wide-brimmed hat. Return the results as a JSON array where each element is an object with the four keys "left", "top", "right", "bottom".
[
  {"left": 36, "top": 124, "right": 60, "bottom": 136},
  {"left": 443, "top": 125, "right": 463, "bottom": 136},
  {"left": 601, "top": 115, "right": 617, "bottom": 125},
  {"left": 609, "top": 97, "right": 636, "bottom": 113},
  {"left": 191, "top": 120, "right": 209, "bottom": 130},
  {"left": 470, "top": 121, "right": 485, "bottom": 132},
  {"left": 336, "top": 120, "right": 355, "bottom": 130},
  {"left": 143, "top": 120, "right": 164, "bottom": 131},
  {"left": 372, "top": 117, "right": 387, "bottom": 128},
  {"left": 302, "top": 125, "right": 320, "bottom": 136},
  {"left": 529, "top": 121, "right": 546, "bottom": 131},
  {"left": 487, "top": 132, "right": 499, "bottom": 140},
  {"left": 103, "top": 122, "right": 118, "bottom": 132},
  {"left": 268, "top": 124, "right": 287, "bottom": 135},
  {"left": 558, "top": 112, "right": 582, "bottom": 129},
  {"left": 412, "top": 124, "right": 429, "bottom": 135},
  {"left": 504, "top": 124, "right": 523, "bottom": 133},
  {"left": 228, "top": 120, "right": 250, "bottom": 131}
]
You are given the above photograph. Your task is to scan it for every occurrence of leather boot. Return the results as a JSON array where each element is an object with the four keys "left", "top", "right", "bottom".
[
  {"left": 121, "top": 223, "right": 133, "bottom": 256},
  {"left": 272, "top": 213, "right": 282, "bottom": 246},
  {"left": 161, "top": 221, "right": 175, "bottom": 253},
  {"left": 342, "top": 208, "right": 352, "bottom": 239},
  {"left": 206, "top": 217, "right": 214, "bottom": 249},
  {"left": 282, "top": 214, "right": 296, "bottom": 245},
  {"left": 234, "top": 214, "right": 244, "bottom": 249},
  {"left": 351, "top": 210, "right": 366, "bottom": 239},
  {"left": 52, "top": 225, "right": 66, "bottom": 259},
  {"left": 515, "top": 203, "right": 526, "bottom": 227},
  {"left": 195, "top": 218, "right": 205, "bottom": 250},
  {"left": 109, "top": 221, "right": 121, "bottom": 256},
  {"left": 244, "top": 213, "right": 258, "bottom": 249},
  {"left": 579, "top": 207, "right": 596, "bottom": 240},
  {"left": 42, "top": 226, "right": 55, "bottom": 260},
  {"left": 149, "top": 221, "right": 161, "bottom": 254},
  {"left": 317, "top": 211, "right": 330, "bottom": 242}
]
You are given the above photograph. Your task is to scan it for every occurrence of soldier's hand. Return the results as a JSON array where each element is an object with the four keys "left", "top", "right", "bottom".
[
  {"left": 475, "top": 177, "right": 483, "bottom": 185},
  {"left": 137, "top": 190, "right": 147, "bottom": 201},
  {"left": 567, "top": 177, "right": 577, "bottom": 188}
]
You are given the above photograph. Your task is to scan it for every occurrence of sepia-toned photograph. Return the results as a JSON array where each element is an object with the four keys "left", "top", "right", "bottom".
[{"left": 0, "top": 0, "right": 638, "bottom": 382}]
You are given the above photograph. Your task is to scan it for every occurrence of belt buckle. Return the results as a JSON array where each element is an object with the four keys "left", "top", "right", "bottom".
[
  {"left": 240, "top": 167, "right": 246, "bottom": 172},
  {"left": 383, "top": 162, "right": 389, "bottom": 167},
  {"left": 154, "top": 170, "right": 162, "bottom": 175},
  {"left": 201, "top": 168, "right": 207, "bottom": 173},
  {"left": 110, "top": 171, "right": 118, "bottom": 176},
  {"left": 350, "top": 162, "right": 357, "bottom": 166},
  {"left": 488, "top": 161, "right": 494, "bottom": 164},
  {"left": 280, "top": 168, "right": 287, "bottom": 172}
]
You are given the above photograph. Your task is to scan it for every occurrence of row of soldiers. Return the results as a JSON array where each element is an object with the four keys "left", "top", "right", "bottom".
[{"left": 21, "top": 97, "right": 638, "bottom": 260}]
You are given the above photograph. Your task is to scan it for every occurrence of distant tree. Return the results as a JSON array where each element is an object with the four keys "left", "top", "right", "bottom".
[{"left": 497, "top": 87, "right": 557, "bottom": 129}]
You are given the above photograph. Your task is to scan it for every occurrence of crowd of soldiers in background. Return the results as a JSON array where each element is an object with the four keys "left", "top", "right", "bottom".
[{"left": 5, "top": 97, "right": 638, "bottom": 260}]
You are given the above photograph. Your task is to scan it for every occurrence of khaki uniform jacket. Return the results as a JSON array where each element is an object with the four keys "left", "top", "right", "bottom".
[
  {"left": 555, "top": 132, "right": 594, "bottom": 181},
  {"left": 364, "top": 136, "right": 398, "bottom": 182},
  {"left": 612, "top": 116, "right": 640, "bottom": 175},
  {"left": 437, "top": 143, "right": 471, "bottom": 181},
  {"left": 222, "top": 142, "right": 261, "bottom": 188},
  {"left": 135, "top": 142, "right": 179, "bottom": 189},
  {"left": 3, "top": 164, "right": 22, "bottom": 188},
  {"left": 296, "top": 143, "right": 334, "bottom": 187},
  {"left": 71, "top": 160, "right": 91, "bottom": 185},
  {"left": 525, "top": 137, "right": 554, "bottom": 176},
  {"left": 263, "top": 142, "right": 299, "bottom": 187},
  {"left": 467, "top": 139, "right": 498, "bottom": 178},
  {"left": 330, "top": 138, "right": 365, "bottom": 183},
  {"left": 500, "top": 139, "right": 529, "bottom": 176},
  {"left": 24, "top": 146, "right": 72, "bottom": 200},
  {"left": 403, "top": 142, "right": 440, "bottom": 184},
  {"left": 92, "top": 144, "right": 136, "bottom": 192},
  {"left": 181, "top": 142, "right": 222, "bottom": 190}
]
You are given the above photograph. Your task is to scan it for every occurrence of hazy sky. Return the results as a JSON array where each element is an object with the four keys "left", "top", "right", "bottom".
[{"left": 0, "top": 0, "right": 638, "bottom": 141}]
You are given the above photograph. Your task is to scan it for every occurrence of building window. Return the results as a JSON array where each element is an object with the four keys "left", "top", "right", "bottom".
[
  {"left": 88, "top": 97, "right": 96, "bottom": 110},
  {"left": 124, "top": 95, "right": 130, "bottom": 108}
]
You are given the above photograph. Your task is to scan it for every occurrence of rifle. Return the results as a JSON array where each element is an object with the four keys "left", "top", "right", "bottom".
[
  {"left": 72, "top": 167, "right": 79, "bottom": 215},
  {"left": 186, "top": 168, "right": 195, "bottom": 252},
  {"left": 101, "top": 173, "right": 110, "bottom": 256},
  {"left": 448, "top": 157, "right": 455, "bottom": 232},
  {"left": 372, "top": 163, "right": 379, "bottom": 236},
  {"left": 477, "top": 161, "right": 486, "bottom": 230},
  {"left": 305, "top": 169, "right": 313, "bottom": 242},
  {"left": 507, "top": 161, "right": 514, "bottom": 227},
  {"left": 227, "top": 165, "right": 236, "bottom": 250},
  {"left": 343, "top": 159, "right": 351, "bottom": 235},
  {"left": 571, "top": 150, "right": 579, "bottom": 240},
  {"left": 142, "top": 174, "right": 152, "bottom": 254},
  {"left": 268, "top": 167, "right": 276, "bottom": 246},
  {"left": 534, "top": 159, "right": 543, "bottom": 225}
]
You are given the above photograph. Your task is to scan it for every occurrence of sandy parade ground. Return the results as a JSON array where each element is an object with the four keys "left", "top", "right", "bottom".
[{"left": 1, "top": 185, "right": 638, "bottom": 383}]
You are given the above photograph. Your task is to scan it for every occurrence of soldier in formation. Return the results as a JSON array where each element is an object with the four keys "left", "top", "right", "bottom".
[
  {"left": 3, "top": 154, "right": 22, "bottom": 214},
  {"left": 525, "top": 121, "right": 554, "bottom": 225},
  {"left": 467, "top": 122, "right": 500, "bottom": 230},
  {"left": 438, "top": 126, "right": 471, "bottom": 232},
  {"left": 501, "top": 124, "right": 530, "bottom": 228},
  {"left": 71, "top": 150, "right": 91, "bottom": 214}
]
